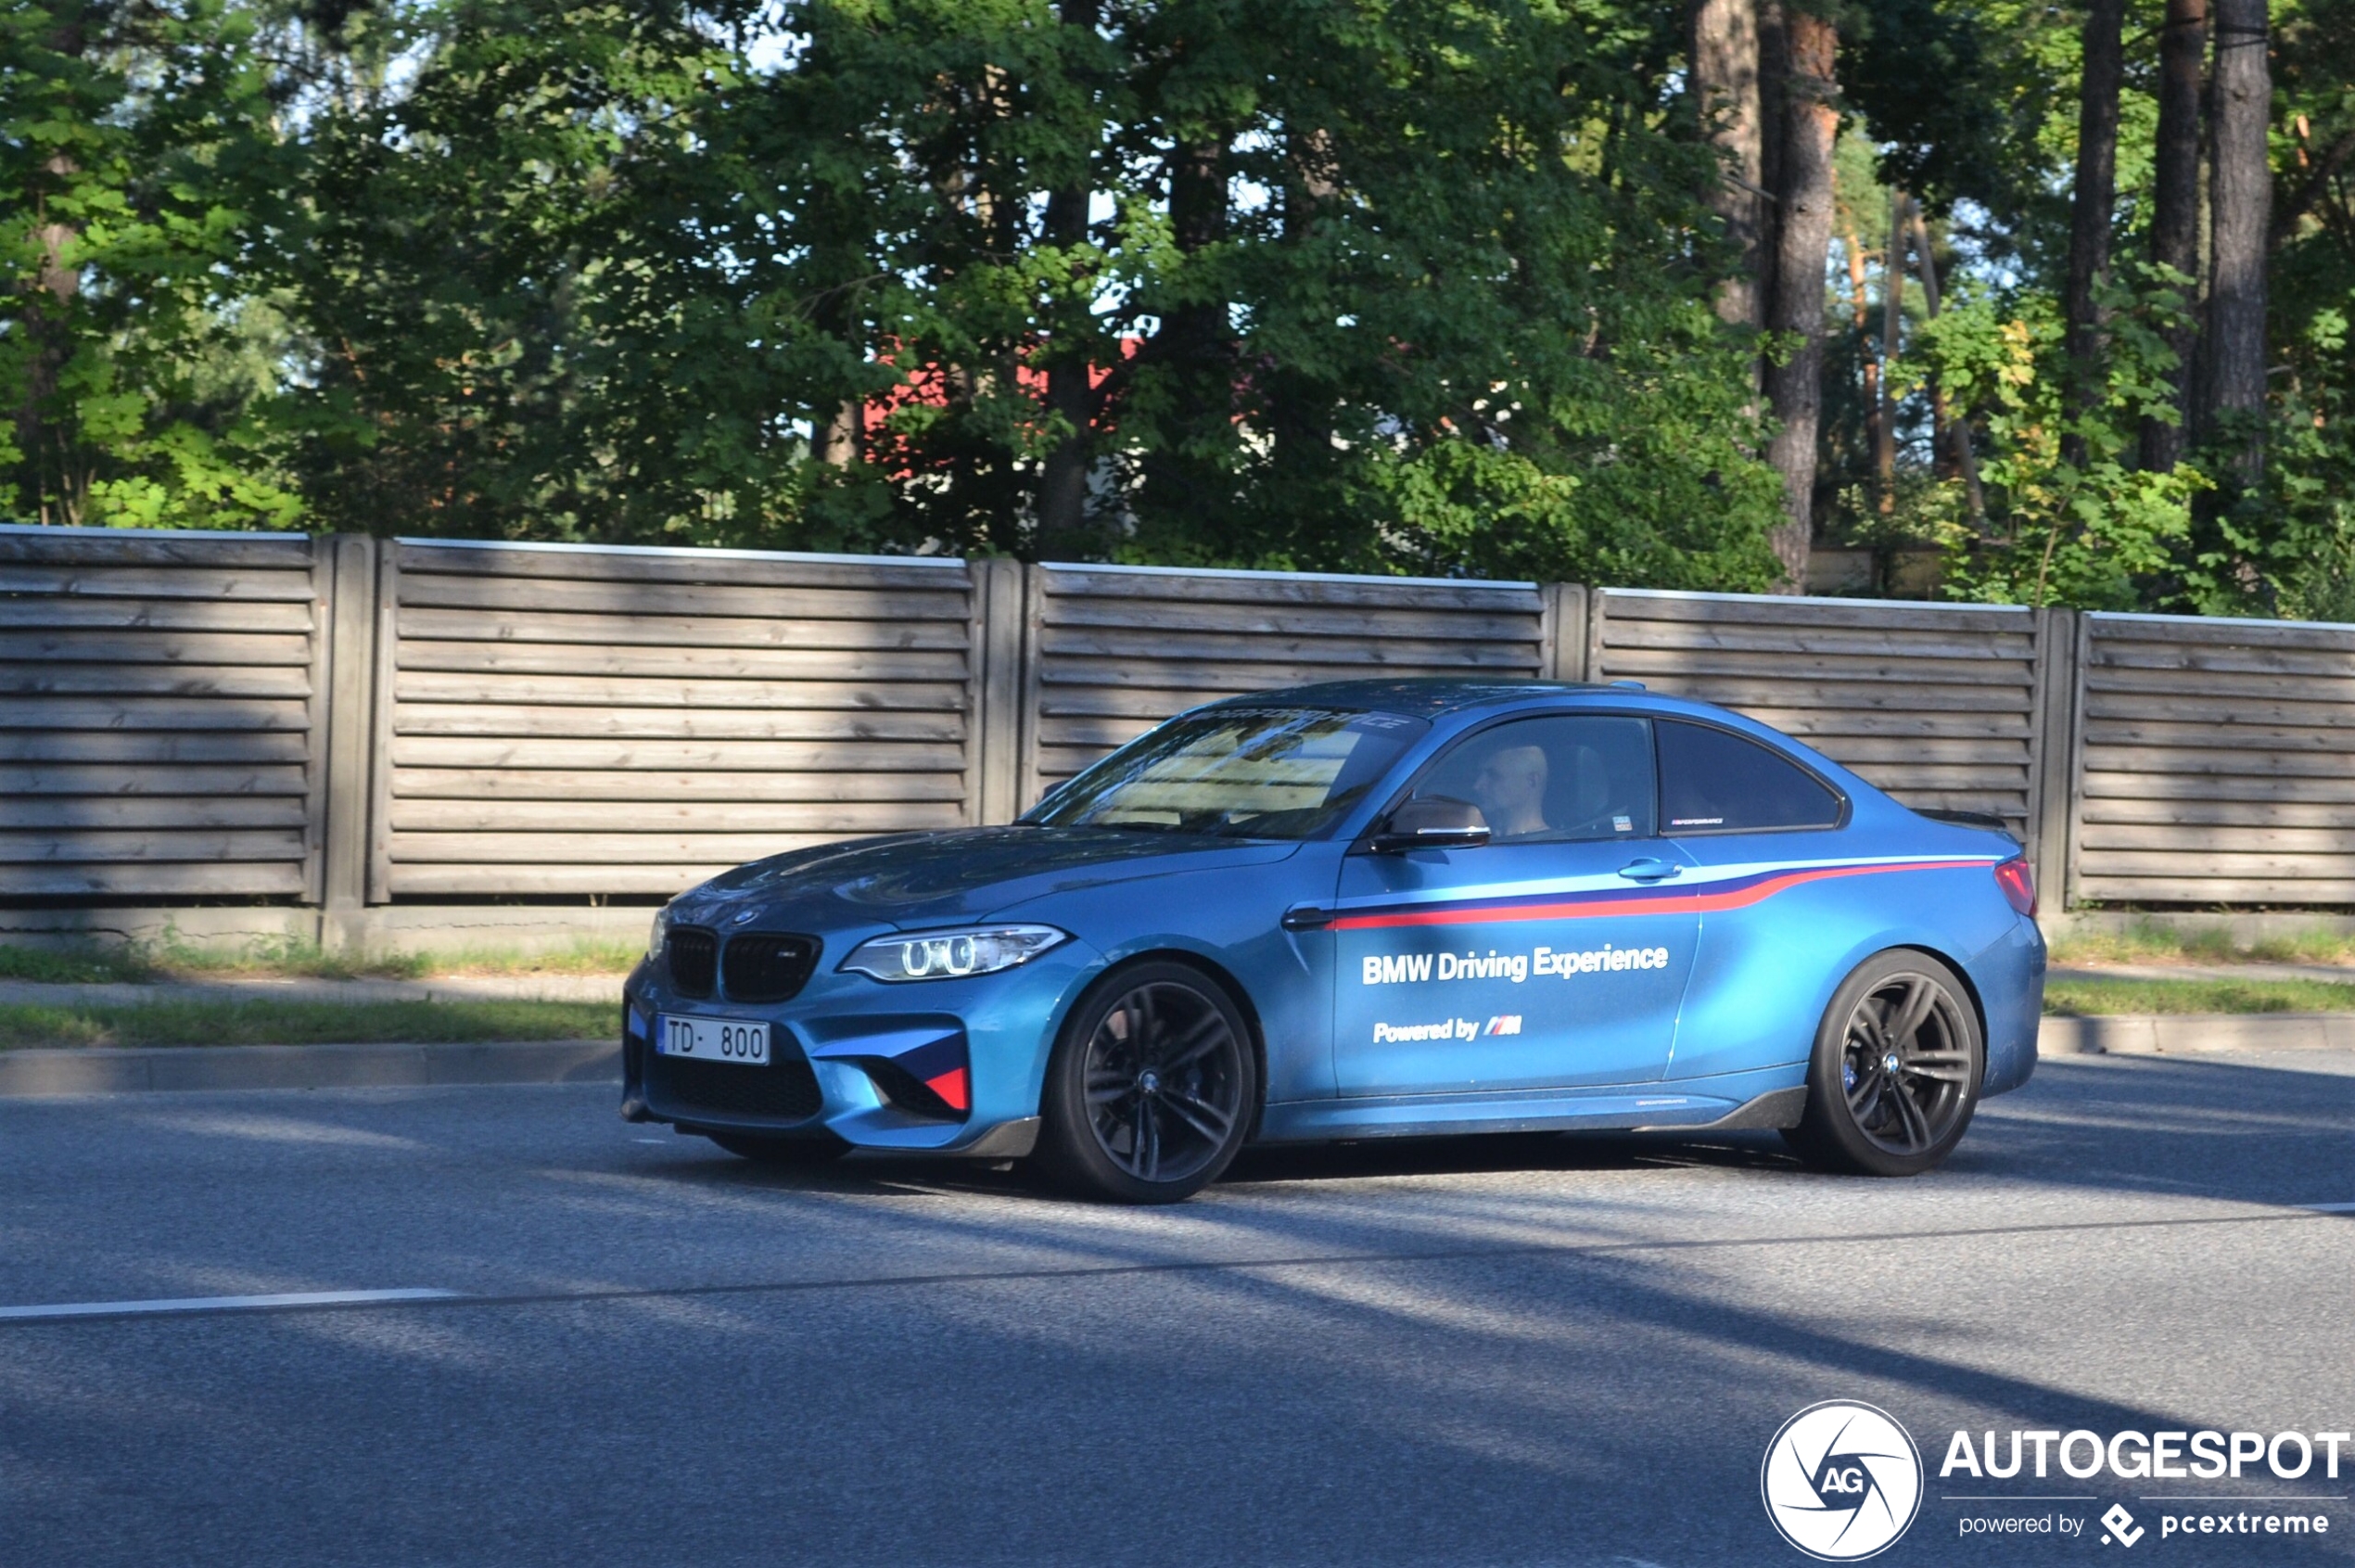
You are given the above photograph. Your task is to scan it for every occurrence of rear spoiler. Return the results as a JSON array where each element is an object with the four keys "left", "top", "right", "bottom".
[{"left": 1915, "top": 808, "right": 2022, "bottom": 847}]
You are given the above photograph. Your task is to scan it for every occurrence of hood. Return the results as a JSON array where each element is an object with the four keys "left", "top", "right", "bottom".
[{"left": 670, "top": 825, "right": 1302, "bottom": 930}]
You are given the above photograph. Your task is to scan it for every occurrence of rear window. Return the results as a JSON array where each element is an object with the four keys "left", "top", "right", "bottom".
[{"left": 1657, "top": 720, "right": 1842, "bottom": 834}]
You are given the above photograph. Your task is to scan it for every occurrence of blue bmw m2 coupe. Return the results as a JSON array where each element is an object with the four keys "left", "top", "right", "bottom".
[{"left": 621, "top": 680, "right": 2044, "bottom": 1202}]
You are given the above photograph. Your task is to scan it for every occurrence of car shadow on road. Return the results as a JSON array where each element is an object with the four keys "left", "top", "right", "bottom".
[{"left": 681, "top": 1048, "right": 2353, "bottom": 1208}]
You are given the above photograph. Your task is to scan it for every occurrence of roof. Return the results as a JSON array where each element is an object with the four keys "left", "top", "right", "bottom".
[{"left": 1203, "top": 678, "right": 1627, "bottom": 720}]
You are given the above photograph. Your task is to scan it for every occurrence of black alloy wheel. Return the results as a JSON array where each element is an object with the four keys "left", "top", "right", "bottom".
[
  {"left": 1788, "top": 950, "right": 1984, "bottom": 1177},
  {"left": 1037, "top": 962, "right": 1256, "bottom": 1204}
]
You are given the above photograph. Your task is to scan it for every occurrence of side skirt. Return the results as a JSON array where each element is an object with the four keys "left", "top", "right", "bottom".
[
  {"left": 1685, "top": 1085, "right": 1808, "bottom": 1131},
  {"left": 1254, "top": 1066, "right": 1807, "bottom": 1143}
]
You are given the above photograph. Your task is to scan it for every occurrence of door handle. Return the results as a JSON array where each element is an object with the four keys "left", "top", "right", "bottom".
[
  {"left": 1280, "top": 903, "right": 1332, "bottom": 931},
  {"left": 1617, "top": 859, "right": 1682, "bottom": 883}
]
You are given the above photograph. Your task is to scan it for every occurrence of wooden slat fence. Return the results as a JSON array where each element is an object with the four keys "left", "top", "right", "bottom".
[
  {"left": 12, "top": 525, "right": 2355, "bottom": 912},
  {"left": 0, "top": 525, "right": 326, "bottom": 898},
  {"left": 374, "top": 540, "right": 981, "bottom": 898},
  {"left": 2073, "top": 611, "right": 2355, "bottom": 905},
  {"left": 1588, "top": 589, "right": 2046, "bottom": 840},
  {"left": 1021, "top": 564, "right": 1550, "bottom": 805}
]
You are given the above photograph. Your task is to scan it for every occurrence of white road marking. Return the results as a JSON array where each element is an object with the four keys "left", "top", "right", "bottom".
[{"left": 0, "top": 1288, "right": 464, "bottom": 1322}]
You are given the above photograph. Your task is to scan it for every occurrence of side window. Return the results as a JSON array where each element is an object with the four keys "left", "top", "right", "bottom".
[
  {"left": 1656, "top": 720, "right": 1842, "bottom": 833},
  {"left": 1410, "top": 716, "right": 1657, "bottom": 843}
]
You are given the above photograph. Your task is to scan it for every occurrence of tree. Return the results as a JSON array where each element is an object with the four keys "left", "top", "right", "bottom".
[
  {"left": 2063, "top": 0, "right": 2125, "bottom": 455},
  {"left": 1692, "top": 0, "right": 1766, "bottom": 330},
  {"left": 1761, "top": 4, "right": 1839, "bottom": 591},
  {"left": 2203, "top": 0, "right": 2273, "bottom": 478},
  {"left": 2142, "top": 0, "right": 2208, "bottom": 472},
  {"left": 1, "top": 0, "right": 293, "bottom": 529}
]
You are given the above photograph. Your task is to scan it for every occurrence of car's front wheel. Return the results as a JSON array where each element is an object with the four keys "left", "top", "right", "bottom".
[
  {"left": 1036, "top": 962, "right": 1257, "bottom": 1204},
  {"left": 1788, "top": 950, "right": 1983, "bottom": 1177}
]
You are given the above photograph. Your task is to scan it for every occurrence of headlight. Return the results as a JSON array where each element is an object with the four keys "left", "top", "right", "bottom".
[
  {"left": 840, "top": 924, "right": 1068, "bottom": 982},
  {"left": 647, "top": 906, "right": 670, "bottom": 959}
]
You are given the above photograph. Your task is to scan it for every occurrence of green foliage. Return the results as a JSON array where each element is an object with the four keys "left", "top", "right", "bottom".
[
  {"left": 0, "top": 0, "right": 303, "bottom": 529},
  {"left": 4, "top": 0, "right": 1782, "bottom": 583},
  {"left": 1913, "top": 271, "right": 2209, "bottom": 608},
  {"left": 6, "top": 0, "right": 2351, "bottom": 606}
]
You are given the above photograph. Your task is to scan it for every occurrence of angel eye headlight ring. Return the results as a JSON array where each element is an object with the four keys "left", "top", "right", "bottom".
[{"left": 840, "top": 925, "right": 1068, "bottom": 982}]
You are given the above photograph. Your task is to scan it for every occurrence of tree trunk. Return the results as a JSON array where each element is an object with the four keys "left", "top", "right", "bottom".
[
  {"left": 2142, "top": 0, "right": 2208, "bottom": 473},
  {"left": 1139, "top": 134, "right": 1232, "bottom": 520},
  {"left": 1907, "top": 201, "right": 1984, "bottom": 517},
  {"left": 14, "top": 5, "right": 91, "bottom": 526},
  {"left": 2063, "top": 0, "right": 2125, "bottom": 461},
  {"left": 1267, "top": 125, "right": 1339, "bottom": 492},
  {"left": 1036, "top": 192, "right": 1094, "bottom": 544},
  {"left": 810, "top": 400, "right": 860, "bottom": 467},
  {"left": 1840, "top": 222, "right": 1887, "bottom": 513},
  {"left": 1878, "top": 189, "right": 1903, "bottom": 512},
  {"left": 15, "top": 166, "right": 82, "bottom": 526},
  {"left": 1756, "top": 0, "right": 1788, "bottom": 320},
  {"left": 1691, "top": 0, "right": 1765, "bottom": 329},
  {"left": 1761, "top": 6, "right": 1837, "bottom": 593},
  {"left": 2202, "top": 0, "right": 2271, "bottom": 478},
  {"left": 1036, "top": 0, "right": 1101, "bottom": 545}
]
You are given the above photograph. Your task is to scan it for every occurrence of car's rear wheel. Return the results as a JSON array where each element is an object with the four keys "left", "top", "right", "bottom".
[
  {"left": 1787, "top": 950, "right": 1983, "bottom": 1177},
  {"left": 1036, "top": 962, "right": 1256, "bottom": 1204},
  {"left": 706, "top": 1129, "right": 849, "bottom": 1165}
]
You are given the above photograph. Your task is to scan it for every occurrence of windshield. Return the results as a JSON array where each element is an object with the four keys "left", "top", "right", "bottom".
[{"left": 1025, "top": 708, "right": 1430, "bottom": 839}]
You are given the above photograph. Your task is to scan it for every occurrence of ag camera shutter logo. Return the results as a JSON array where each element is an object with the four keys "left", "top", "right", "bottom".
[{"left": 1761, "top": 1401, "right": 1924, "bottom": 1560}]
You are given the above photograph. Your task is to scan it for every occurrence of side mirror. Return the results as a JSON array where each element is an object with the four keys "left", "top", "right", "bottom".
[{"left": 1369, "top": 796, "right": 1492, "bottom": 854}]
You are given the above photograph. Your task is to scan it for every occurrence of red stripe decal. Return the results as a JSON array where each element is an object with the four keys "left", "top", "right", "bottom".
[{"left": 1330, "top": 860, "right": 1978, "bottom": 931}]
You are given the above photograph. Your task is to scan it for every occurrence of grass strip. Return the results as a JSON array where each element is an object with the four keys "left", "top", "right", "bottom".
[
  {"left": 0, "top": 1000, "right": 617, "bottom": 1051},
  {"left": 2050, "top": 920, "right": 2355, "bottom": 967},
  {"left": 0, "top": 936, "right": 641, "bottom": 985},
  {"left": 2044, "top": 976, "right": 2355, "bottom": 1016}
]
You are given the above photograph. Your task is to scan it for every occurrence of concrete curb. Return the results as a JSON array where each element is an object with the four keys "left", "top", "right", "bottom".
[
  {"left": 2040, "top": 1013, "right": 2355, "bottom": 1056},
  {"left": 0, "top": 1039, "right": 619, "bottom": 1098}
]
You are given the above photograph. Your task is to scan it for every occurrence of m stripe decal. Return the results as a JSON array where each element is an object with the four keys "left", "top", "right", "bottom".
[{"left": 1330, "top": 860, "right": 1992, "bottom": 931}]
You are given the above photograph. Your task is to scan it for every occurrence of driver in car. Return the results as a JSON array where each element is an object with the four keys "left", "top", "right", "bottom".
[{"left": 1470, "top": 743, "right": 1552, "bottom": 839}]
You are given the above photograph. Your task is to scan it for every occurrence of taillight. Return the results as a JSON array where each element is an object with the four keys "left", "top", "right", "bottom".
[{"left": 1993, "top": 857, "right": 2037, "bottom": 919}]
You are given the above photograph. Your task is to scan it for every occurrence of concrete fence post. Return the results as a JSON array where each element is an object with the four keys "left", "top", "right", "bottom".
[
  {"left": 2030, "top": 606, "right": 2081, "bottom": 911},
  {"left": 1544, "top": 583, "right": 1591, "bottom": 682},
  {"left": 971, "top": 557, "right": 1027, "bottom": 825},
  {"left": 319, "top": 535, "right": 380, "bottom": 949}
]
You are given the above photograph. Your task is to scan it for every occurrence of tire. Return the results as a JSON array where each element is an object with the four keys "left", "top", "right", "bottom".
[
  {"left": 706, "top": 1129, "right": 850, "bottom": 1165},
  {"left": 1787, "top": 950, "right": 1984, "bottom": 1177},
  {"left": 1035, "top": 961, "right": 1258, "bottom": 1204}
]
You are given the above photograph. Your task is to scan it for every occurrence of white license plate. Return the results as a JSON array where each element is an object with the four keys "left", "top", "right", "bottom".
[{"left": 656, "top": 1014, "right": 770, "bottom": 1066}]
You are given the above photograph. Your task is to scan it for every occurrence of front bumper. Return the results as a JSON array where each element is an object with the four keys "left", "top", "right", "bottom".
[{"left": 620, "top": 937, "right": 1100, "bottom": 1154}]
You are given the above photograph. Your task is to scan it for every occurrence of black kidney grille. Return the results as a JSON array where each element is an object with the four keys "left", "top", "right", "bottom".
[
  {"left": 721, "top": 933, "right": 819, "bottom": 1002},
  {"left": 666, "top": 927, "right": 718, "bottom": 997},
  {"left": 647, "top": 1051, "right": 822, "bottom": 1123}
]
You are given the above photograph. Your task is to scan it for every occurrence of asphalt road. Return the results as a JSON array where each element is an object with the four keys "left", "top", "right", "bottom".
[{"left": 2, "top": 1050, "right": 2350, "bottom": 1567}]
